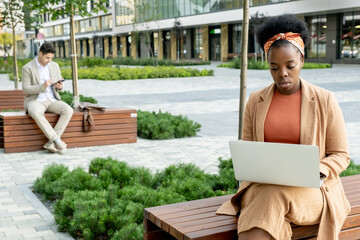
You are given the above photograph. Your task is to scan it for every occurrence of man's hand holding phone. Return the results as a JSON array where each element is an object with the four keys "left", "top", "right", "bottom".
[{"left": 52, "top": 79, "right": 65, "bottom": 86}]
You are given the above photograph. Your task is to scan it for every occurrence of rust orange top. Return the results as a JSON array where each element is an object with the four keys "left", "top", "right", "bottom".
[{"left": 264, "top": 89, "right": 301, "bottom": 144}]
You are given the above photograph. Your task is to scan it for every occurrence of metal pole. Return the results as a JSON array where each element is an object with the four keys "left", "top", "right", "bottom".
[
  {"left": 70, "top": 8, "right": 79, "bottom": 108},
  {"left": 238, "top": 0, "right": 249, "bottom": 140}
]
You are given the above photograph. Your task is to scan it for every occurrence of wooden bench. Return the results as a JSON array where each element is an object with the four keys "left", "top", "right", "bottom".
[
  {"left": 0, "top": 107, "right": 137, "bottom": 153},
  {"left": 144, "top": 175, "right": 360, "bottom": 240},
  {"left": 0, "top": 90, "right": 24, "bottom": 111}
]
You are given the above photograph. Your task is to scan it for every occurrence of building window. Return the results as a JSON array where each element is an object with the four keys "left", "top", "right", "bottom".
[
  {"left": 232, "top": 23, "right": 242, "bottom": 53},
  {"left": 101, "top": 15, "right": 112, "bottom": 30},
  {"left": 63, "top": 23, "right": 70, "bottom": 35},
  {"left": 115, "top": 0, "right": 134, "bottom": 26},
  {"left": 193, "top": 27, "right": 203, "bottom": 59},
  {"left": 43, "top": 27, "right": 54, "bottom": 37},
  {"left": 54, "top": 25, "right": 62, "bottom": 36},
  {"left": 340, "top": 12, "right": 360, "bottom": 59},
  {"left": 307, "top": 16, "right": 327, "bottom": 58}
]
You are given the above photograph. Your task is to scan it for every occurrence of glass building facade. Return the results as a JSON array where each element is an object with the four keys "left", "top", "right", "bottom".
[{"left": 36, "top": 0, "right": 360, "bottom": 64}]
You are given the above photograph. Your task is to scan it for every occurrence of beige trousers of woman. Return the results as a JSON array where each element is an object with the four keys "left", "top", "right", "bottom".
[{"left": 238, "top": 183, "right": 324, "bottom": 240}]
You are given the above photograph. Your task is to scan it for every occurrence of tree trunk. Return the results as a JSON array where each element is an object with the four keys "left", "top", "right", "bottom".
[
  {"left": 238, "top": 0, "right": 249, "bottom": 140},
  {"left": 70, "top": 10, "right": 79, "bottom": 108},
  {"left": 12, "top": 28, "right": 19, "bottom": 89}
]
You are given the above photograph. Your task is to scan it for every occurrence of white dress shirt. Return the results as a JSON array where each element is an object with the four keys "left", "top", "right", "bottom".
[{"left": 35, "top": 57, "right": 57, "bottom": 102}]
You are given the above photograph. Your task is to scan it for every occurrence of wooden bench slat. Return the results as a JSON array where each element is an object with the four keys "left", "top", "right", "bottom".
[
  {"left": 144, "top": 195, "right": 232, "bottom": 218},
  {"left": 5, "top": 128, "right": 137, "bottom": 142},
  {"left": 144, "top": 175, "right": 360, "bottom": 240},
  {"left": 4, "top": 132, "right": 137, "bottom": 148},
  {"left": 172, "top": 219, "right": 236, "bottom": 240},
  {"left": 3, "top": 118, "right": 137, "bottom": 130},
  {"left": 338, "top": 226, "right": 360, "bottom": 240},
  {"left": 183, "top": 223, "right": 237, "bottom": 240},
  {"left": 0, "top": 90, "right": 25, "bottom": 111},
  {"left": 1, "top": 113, "right": 135, "bottom": 125},
  {"left": 4, "top": 123, "right": 137, "bottom": 137},
  {"left": 162, "top": 211, "right": 223, "bottom": 233}
]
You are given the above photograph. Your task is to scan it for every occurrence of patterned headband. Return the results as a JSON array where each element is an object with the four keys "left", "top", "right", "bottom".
[{"left": 264, "top": 32, "right": 305, "bottom": 57}]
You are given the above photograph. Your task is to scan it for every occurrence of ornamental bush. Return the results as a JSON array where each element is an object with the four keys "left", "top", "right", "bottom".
[
  {"left": 59, "top": 91, "right": 97, "bottom": 107},
  {"left": 137, "top": 110, "right": 201, "bottom": 140},
  {"left": 61, "top": 66, "right": 214, "bottom": 81},
  {"left": 34, "top": 157, "right": 238, "bottom": 240}
]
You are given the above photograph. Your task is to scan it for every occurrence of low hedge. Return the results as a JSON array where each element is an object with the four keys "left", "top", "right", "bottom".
[
  {"left": 59, "top": 91, "right": 98, "bottom": 107},
  {"left": 137, "top": 110, "right": 201, "bottom": 139},
  {"left": 33, "top": 157, "right": 237, "bottom": 240},
  {"left": 217, "top": 57, "right": 332, "bottom": 69},
  {"left": 60, "top": 66, "right": 214, "bottom": 80},
  {"left": 112, "top": 57, "right": 211, "bottom": 66}
]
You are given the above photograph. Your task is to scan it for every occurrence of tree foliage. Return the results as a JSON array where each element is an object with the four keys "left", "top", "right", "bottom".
[
  {"left": 29, "top": 0, "right": 108, "bottom": 19},
  {"left": 0, "top": 0, "right": 24, "bottom": 30},
  {"left": 0, "top": 33, "right": 13, "bottom": 48},
  {"left": 0, "top": 0, "right": 25, "bottom": 89}
]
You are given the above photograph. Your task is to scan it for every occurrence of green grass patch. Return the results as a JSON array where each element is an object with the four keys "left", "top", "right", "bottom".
[
  {"left": 33, "top": 157, "right": 236, "bottom": 240},
  {"left": 0, "top": 109, "right": 21, "bottom": 112},
  {"left": 340, "top": 161, "right": 360, "bottom": 177},
  {"left": 137, "top": 110, "right": 201, "bottom": 140},
  {"left": 60, "top": 66, "right": 213, "bottom": 81}
]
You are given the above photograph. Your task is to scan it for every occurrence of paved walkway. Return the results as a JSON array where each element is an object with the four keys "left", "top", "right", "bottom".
[{"left": 0, "top": 63, "right": 359, "bottom": 239}]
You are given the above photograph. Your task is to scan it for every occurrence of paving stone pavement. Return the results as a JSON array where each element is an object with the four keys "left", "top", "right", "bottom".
[{"left": 0, "top": 62, "right": 359, "bottom": 239}]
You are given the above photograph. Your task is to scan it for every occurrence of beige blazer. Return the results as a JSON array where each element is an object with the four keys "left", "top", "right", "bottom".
[
  {"left": 22, "top": 58, "right": 63, "bottom": 111},
  {"left": 216, "top": 79, "right": 351, "bottom": 239}
]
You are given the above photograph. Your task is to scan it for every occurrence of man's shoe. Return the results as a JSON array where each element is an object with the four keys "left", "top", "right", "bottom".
[
  {"left": 56, "top": 141, "right": 67, "bottom": 155},
  {"left": 43, "top": 141, "right": 57, "bottom": 153}
]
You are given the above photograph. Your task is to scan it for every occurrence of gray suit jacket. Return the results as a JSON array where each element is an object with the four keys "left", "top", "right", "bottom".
[{"left": 22, "top": 58, "right": 63, "bottom": 111}]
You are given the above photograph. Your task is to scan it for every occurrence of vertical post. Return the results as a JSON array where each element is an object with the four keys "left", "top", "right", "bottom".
[
  {"left": 12, "top": 28, "right": 19, "bottom": 89},
  {"left": 238, "top": 0, "right": 249, "bottom": 140},
  {"left": 70, "top": 8, "right": 79, "bottom": 108}
]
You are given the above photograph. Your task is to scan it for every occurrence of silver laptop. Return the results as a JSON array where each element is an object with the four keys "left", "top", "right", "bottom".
[{"left": 229, "top": 140, "right": 323, "bottom": 188}]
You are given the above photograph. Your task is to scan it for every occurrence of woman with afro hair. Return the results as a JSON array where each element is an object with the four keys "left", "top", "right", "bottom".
[{"left": 216, "top": 14, "right": 350, "bottom": 240}]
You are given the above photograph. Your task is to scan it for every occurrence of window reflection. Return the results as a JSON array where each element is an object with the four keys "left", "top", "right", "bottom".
[
  {"left": 341, "top": 12, "right": 360, "bottom": 59},
  {"left": 307, "top": 16, "right": 326, "bottom": 58}
]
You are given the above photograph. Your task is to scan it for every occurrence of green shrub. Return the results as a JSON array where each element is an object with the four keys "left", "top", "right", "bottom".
[
  {"left": 217, "top": 57, "right": 332, "bottom": 70},
  {"left": 302, "top": 62, "right": 331, "bottom": 69},
  {"left": 34, "top": 156, "right": 240, "bottom": 240},
  {"left": 213, "top": 158, "right": 237, "bottom": 192},
  {"left": 59, "top": 91, "right": 97, "bottom": 107},
  {"left": 112, "top": 57, "right": 210, "bottom": 66},
  {"left": 137, "top": 110, "right": 201, "bottom": 140},
  {"left": 78, "top": 57, "right": 114, "bottom": 67},
  {"left": 1, "top": 109, "right": 21, "bottom": 112},
  {"left": 340, "top": 161, "right": 360, "bottom": 177},
  {"left": 33, "top": 164, "right": 70, "bottom": 200},
  {"left": 61, "top": 66, "right": 213, "bottom": 81}
]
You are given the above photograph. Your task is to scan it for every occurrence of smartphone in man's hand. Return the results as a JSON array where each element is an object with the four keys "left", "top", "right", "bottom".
[{"left": 51, "top": 79, "right": 65, "bottom": 86}]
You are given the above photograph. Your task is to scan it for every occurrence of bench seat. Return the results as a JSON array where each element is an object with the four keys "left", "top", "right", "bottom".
[
  {"left": 0, "top": 90, "right": 24, "bottom": 111},
  {"left": 0, "top": 107, "right": 137, "bottom": 153},
  {"left": 144, "top": 175, "right": 360, "bottom": 240}
]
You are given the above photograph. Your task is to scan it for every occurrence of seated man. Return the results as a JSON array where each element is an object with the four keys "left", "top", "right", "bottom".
[{"left": 22, "top": 42, "right": 73, "bottom": 154}]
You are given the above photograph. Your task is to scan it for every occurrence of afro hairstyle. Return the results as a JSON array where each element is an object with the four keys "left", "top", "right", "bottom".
[{"left": 256, "top": 14, "right": 310, "bottom": 52}]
